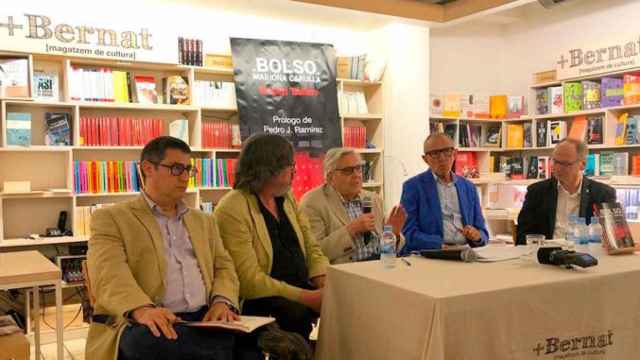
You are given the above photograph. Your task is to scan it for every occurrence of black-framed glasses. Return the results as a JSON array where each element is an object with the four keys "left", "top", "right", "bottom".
[
  {"left": 551, "top": 158, "right": 579, "bottom": 167},
  {"left": 425, "top": 147, "right": 454, "bottom": 158},
  {"left": 152, "top": 161, "right": 198, "bottom": 177},
  {"left": 335, "top": 164, "right": 364, "bottom": 176}
]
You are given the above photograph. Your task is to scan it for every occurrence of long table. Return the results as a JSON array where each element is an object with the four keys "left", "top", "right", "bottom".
[{"left": 316, "top": 250, "right": 640, "bottom": 360}]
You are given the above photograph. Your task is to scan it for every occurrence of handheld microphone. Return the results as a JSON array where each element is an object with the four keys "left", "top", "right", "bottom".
[
  {"left": 362, "top": 196, "right": 373, "bottom": 245},
  {"left": 537, "top": 247, "right": 598, "bottom": 268},
  {"left": 419, "top": 248, "right": 477, "bottom": 263}
]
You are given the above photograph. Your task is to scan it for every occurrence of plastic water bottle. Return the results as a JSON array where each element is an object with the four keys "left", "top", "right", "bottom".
[
  {"left": 566, "top": 214, "right": 578, "bottom": 250},
  {"left": 380, "top": 225, "right": 397, "bottom": 269},
  {"left": 588, "top": 216, "right": 603, "bottom": 256},
  {"left": 575, "top": 217, "right": 590, "bottom": 254}
]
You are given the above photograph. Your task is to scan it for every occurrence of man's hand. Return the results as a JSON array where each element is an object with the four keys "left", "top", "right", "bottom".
[
  {"left": 299, "top": 289, "right": 323, "bottom": 313},
  {"left": 462, "top": 225, "right": 481, "bottom": 242},
  {"left": 202, "top": 302, "right": 239, "bottom": 322},
  {"left": 311, "top": 275, "right": 326, "bottom": 289},
  {"left": 131, "top": 306, "right": 180, "bottom": 340},
  {"left": 346, "top": 213, "right": 376, "bottom": 237},
  {"left": 386, "top": 205, "right": 406, "bottom": 236}
]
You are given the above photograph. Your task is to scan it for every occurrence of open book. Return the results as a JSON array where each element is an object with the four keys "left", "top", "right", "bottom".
[{"left": 178, "top": 316, "right": 275, "bottom": 333}]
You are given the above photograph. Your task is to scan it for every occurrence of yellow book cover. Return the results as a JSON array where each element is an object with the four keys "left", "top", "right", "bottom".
[
  {"left": 507, "top": 124, "right": 524, "bottom": 148},
  {"left": 490, "top": 95, "right": 508, "bottom": 119},
  {"left": 113, "top": 71, "right": 129, "bottom": 103},
  {"left": 489, "top": 155, "right": 495, "bottom": 173},
  {"left": 188, "top": 158, "right": 196, "bottom": 189},
  {"left": 443, "top": 94, "right": 461, "bottom": 117},
  {"left": 615, "top": 113, "right": 628, "bottom": 145}
]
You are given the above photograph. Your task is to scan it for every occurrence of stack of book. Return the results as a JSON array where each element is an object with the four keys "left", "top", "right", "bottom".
[
  {"left": 79, "top": 116, "right": 164, "bottom": 146},
  {"left": 73, "top": 203, "right": 114, "bottom": 237},
  {"left": 338, "top": 90, "right": 368, "bottom": 115},
  {"left": 432, "top": 94, "right": 525, "bottom": 119},
  {"left": 336, "top": 55, "right": 367, "bottom": 80},
  {"left": 73, "top": 160, "right": 141, "bottom": 194},
  {"left": 193, "top": 81, "right": 236, "bottom": 108},
  {"left": 70, "top": 67, "right": 169, "bottom": 104},
  {"left": 584, "top": 152, "right": 629, "bottom": 176},
  {"left": 178, "top": 37, "right": 203, "bottom": 66},
  {"left": 202, "top": 121, "right": 241, "bottom": 148},
  {"left": 614, "top": 112, "right": 640, "bottom": 145},
  {"left": 0, "top": 58, "right": 29, "bottom": 98},
  {"left": 343, "top": 126, "right": 367, "bottom": 148}
]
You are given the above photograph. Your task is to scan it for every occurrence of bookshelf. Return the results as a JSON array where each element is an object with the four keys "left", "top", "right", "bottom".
[
  {"left": 0, "top": 50, "right": 386, "bottom": 246},
  {"left": 430, "top": 68, "right": 640, "bottom": 242}
]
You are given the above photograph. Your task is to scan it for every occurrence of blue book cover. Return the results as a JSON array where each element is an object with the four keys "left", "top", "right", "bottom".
[
  {"left": 6, "top": 112, "right": 31, "bottom": 146},
  {"left": 585, "top": 154, "right": 596, "bottom": 176}
]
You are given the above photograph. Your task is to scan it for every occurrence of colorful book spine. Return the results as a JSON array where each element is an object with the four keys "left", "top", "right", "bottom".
[{"left": 73, "top": 160, "right": 141, "bottom": 194}]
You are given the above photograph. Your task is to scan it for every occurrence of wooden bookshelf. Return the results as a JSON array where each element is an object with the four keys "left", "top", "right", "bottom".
[{"left": 0, "top": 50, "right": 386, "bottom": 244}]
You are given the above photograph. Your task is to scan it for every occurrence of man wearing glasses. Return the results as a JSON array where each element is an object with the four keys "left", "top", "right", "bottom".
[
  {"left": 516, "top": 138, "right": 615, "bottom": 245},
  {"left": 300, "top": 148, "right": 406, "bottom": 264},
  {"left": 86, "top": 136, "right": 260, "bottom": 359},
  {"left": 399, "top": 133, "right": 488, "bottom": 255}
]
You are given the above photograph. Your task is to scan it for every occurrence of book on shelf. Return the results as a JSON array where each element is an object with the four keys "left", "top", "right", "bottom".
[
  {"left": 507, "top": 157, "right": 524, "bottom": 180},
  {"left": 461, "top": 94, "right": 474, "bottom": 118},
  {"left": 601, "top": 76, "right": 624, "bottom": 107},
  {"left": 430, "top": 95, "right": 443, "bottom": 116},
  {"left": 343, "top": 125, "right": 367, "bottom": 148},
  {"left": 614, "top": 152, "right": 629, "bottom": 176},
  {"left": 581, "top": 80, "right": 601, "bottom": 110},
  {"left": 193, "top": 81, "right": 236, "bottom": 108},
  {"left": 586, "top": 115, "right": 603, "bottom": 145},
  {"left": 454, "top": 152, "right": 478, "bottom": 178},
  {"left": 169, "top": 119, "right": 189, "bottom": 144},
  {"left": 468, "top": 123, "right": 481, "bottom": 147},
  {"left": 134, "top": 75, "right": 158, "bottom": 104},
  {"left": 536, "top": 120, "right": 547, "bottom": 147},
  {"left": 73, "top": 203, "right": 114, "bottom": 237},
  {"left": 443, "top": 94, "right": 461, "bottom": 118},
  {"left": 615, "top": 113, "right": 627, "bottom": 145},
  {"left": 523, "top": 122, "right": 532, "bottom": 148},
  {"left": 489, "top": 95, "right": 507, "bottom": 119},
  {"left": 179, "top": 316, "right": 275, "bottom": 333},
  {"left": 537, "top": 156, "right": 550, "bottom": 179},
  {"left": 549, "top": 86, "right": 563, "bottom": 114},
  {"left": 626, "top": 116, "right": 638, "bottom": 145},
  {"left": 336, "top": 55, "right": 367, "bottom": 80},
  {"left": 536, "top": 88, "right": 549, "bottom": 115},
  {"left": 526, "top": 156, "right": 538, "bottom": 179},
  {"left": 33, "top": 69, "right": 60, "bottom": 101},
  {"left": 338, "top": 90, "right": 368, "bottom": 115},
  {"left": 178, "top": 38, "right": 203, "bottom": 66},
  {"left": 633, "top": 154, "right": 640, "bottom": 176},
  {"left": 202, "top": 120, "right": 240, "bottom": 149},
  {"left": 74, "top": 160, "right": 141, "bottom": 194},
  {"left": 473, "top": 94, "right": 491, "bottom": 119},
  {"left": 584, "top": 153, "right": 600, "bottom": 176},
  {"left": 623, "top": 72, "right": 640, "bottom": 105},
  {"left": 506, "top": 124, "right": 524, "bottom": 148},
  {"left": 80, "top": 116, "right": 164, "bottom": 146},
  {"left": 45, "top": 112, "right": 71, "bottom": 146},
  {"left": 599, "top": 151, "right": 615, "bottom": 176},
  {"left": 0, "top": 58, "right": 29, "bottom": 97},
  {"left": 6, "top": 112, "right": 31, "bottom": 146},
  {"left": 568, "top": 115, "right": 587, "bottom": 142},
  {"left": 596, "top": 202, "right": 636, "bottom": 253},
  {"left": 507, "top": 95, "right": 525, "bottom": 118},
  {"left": 563, "top": 82, "right": 583, "bottom": 113},
  {"left": 164, "top": 76, "right": 190, "bottom": 105},
  {"left": 614, "top": 188, "right": 640, "bottom": 221},
  {"left": 481, "top": 124, "right": 501, "bottom": 147},
  {"left": 443, "top": 123, "right": 457, "bottom": 142},
  {"left": 548, "top": 121, "right": 566, "bottom": 145}
]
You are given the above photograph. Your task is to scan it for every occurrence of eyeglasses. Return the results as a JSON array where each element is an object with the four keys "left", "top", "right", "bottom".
[
  {"left": 152, "top": 161, "right": 199, "bottom": 177},
  {"left": 551, "top": 158, "right": 579, "bottom": 167},
  {"left": 425, "top": 147, "right": 454, "bottom": 158},
  {"left": 335, "top": 164, "right": 364, "bottom": 176}
]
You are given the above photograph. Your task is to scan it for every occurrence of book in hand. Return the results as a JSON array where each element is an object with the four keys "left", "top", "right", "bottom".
[
  {"left": 596, "top": 202, "right": 636, "bottom": 254},
  {"left": 178, "top": 316, "right": 275, "bottom": 333}
]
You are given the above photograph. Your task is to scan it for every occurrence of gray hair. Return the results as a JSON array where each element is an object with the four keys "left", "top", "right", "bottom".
[
  {"left": 234, "top": 133, "right": 294, "bottom": 193},
  {"left": 556, "top": 138, "right": 588, "bottom": 161},
  {"left": 323, "top": 147, "right": 359, "bottom": 180}
]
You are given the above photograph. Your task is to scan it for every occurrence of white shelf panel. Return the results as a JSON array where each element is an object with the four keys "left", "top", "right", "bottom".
[
  {"left": 341, "top": 113, "right": 383, "bottom": 120},
  {"left": 72, "top": 101, "right": 199, "bottom": 112},
  {"left": 534, "top": 108, "right": 605, "bottom": 119},
  {"left": 338, "top": 78, "right": 382, "bottom": 87},
  {"left": 355, "top": 148, "right": 383, "bottom": 154},
  {"left": 199, "top": 186, "right": 233, "bottom": 191},
  {"left": 73, "top": 146, "right": 144, "bottom": 151},
  {"left": 0, "top": 236, "right": 88, "bottom": 248},
  {"left": 0, "top": 191, "right": 73, "bottom": 199},
  {"left": 362, "top": 182, "right": 383, "bottom": 188},
  {"left": 0, "top": 146, "right": 72, "bottom": 153},
  {"left": 74, "top": 192, "right": 141, "bottom": 197}
]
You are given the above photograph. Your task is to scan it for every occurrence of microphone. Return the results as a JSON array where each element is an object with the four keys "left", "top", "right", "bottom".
[
  {"left": 362, "top": 196, "right": 373, "bottom": 245},
  {"left": 419, "top": 248, "right": 477, "bottom": 262},
  {"left": 537, "top": 247, "right": 598, "bottom": 268}
]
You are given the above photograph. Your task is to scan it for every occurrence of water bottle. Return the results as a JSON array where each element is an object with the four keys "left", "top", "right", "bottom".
[
  {"left": 566, "top": 214, "right": 578, "bottom": 250},
  {"left": 588, "top": 216, "right": 603, "bottom": 256},
  {"left": 575, "top": 217, "right": 590, "bottom": 254},
  {"left": 380, "top": 225, "right": 397, "bottom": 269}
]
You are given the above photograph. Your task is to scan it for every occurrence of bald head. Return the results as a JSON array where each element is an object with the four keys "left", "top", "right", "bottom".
[{"left": 423, "top": 132, "right": 455, "bottom": 154}]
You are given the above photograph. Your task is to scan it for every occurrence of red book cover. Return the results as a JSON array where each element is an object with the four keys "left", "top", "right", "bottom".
[
  {"left": 91, "top": 161, "right": 98, "bottom": 193},
  {"left": 133, "top": 118, "right": 139, "bottom": 145},
  {"left": 226, "top": 123, "right": 232, "bottom": 148},
  {"left": 89, "top": 117, "right": 95, "bottom": 146},
  {"left": 125, "top": 117, "right": 132, "bottom": 146},
  {"left": 79, "top": 117, "right": 86, "bottom": 146},
  {"left": 124, "top": 161, "right": 131, "bottom": 191},
  {"left": 213, "top": 122, "right": 220, "bottom": 148}
]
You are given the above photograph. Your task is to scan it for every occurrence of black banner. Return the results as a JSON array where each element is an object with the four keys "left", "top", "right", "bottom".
[{"left": 230, "top": 38, "right": 340, "bottom": 151}]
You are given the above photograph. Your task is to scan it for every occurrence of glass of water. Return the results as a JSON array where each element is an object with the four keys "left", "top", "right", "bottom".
[{"left": 522, "top": 234, "right": 546, "bottom": 262}]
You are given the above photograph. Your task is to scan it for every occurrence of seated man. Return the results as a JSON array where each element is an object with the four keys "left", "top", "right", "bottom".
[
  {"left": 517, "top": 138, "right": 616, "bottom": 245},
  {"left": 214, "top": 133, "right": 329, "bottom": 345},
  {"left": 300, "top": 147, "right": 406, "bottom": 264},
  {"left": 86, "top": 137, "right": 253, "bottom": 360},
  {"left": 399, "top": 133, "right": 488, "bottom": 254}
]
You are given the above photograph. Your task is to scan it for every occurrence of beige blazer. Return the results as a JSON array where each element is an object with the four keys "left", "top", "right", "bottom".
[
  {"left": 299, "top": 184, "right": 405, "bottom": 264},
  {"left": 86, "top": 196, "right": 239, "bottom": 360},
  {"left": 214, "top": 190, "right": 329, "bottom": 303}
]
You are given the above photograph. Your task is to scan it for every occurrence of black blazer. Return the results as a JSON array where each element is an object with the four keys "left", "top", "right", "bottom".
[{"left": 516, "top": 177, "right": 616, "bottom": 245}]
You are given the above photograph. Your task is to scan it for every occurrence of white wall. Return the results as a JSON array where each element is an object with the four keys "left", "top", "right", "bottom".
[{"left": 430, "top": 0, "right": 640, "bottom": 99}]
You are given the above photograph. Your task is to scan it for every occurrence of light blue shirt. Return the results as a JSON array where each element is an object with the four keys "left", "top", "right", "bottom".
[
  {"left": 142, "top": 192, "right": 207, "bottom": 313},
  {"left": 432, "top": 172, "right": 466, "bottom": 245}
]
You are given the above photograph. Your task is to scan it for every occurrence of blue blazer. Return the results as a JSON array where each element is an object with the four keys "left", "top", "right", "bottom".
[{"left": 399, "top": 169, "right": 488, "bottom": 255}]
